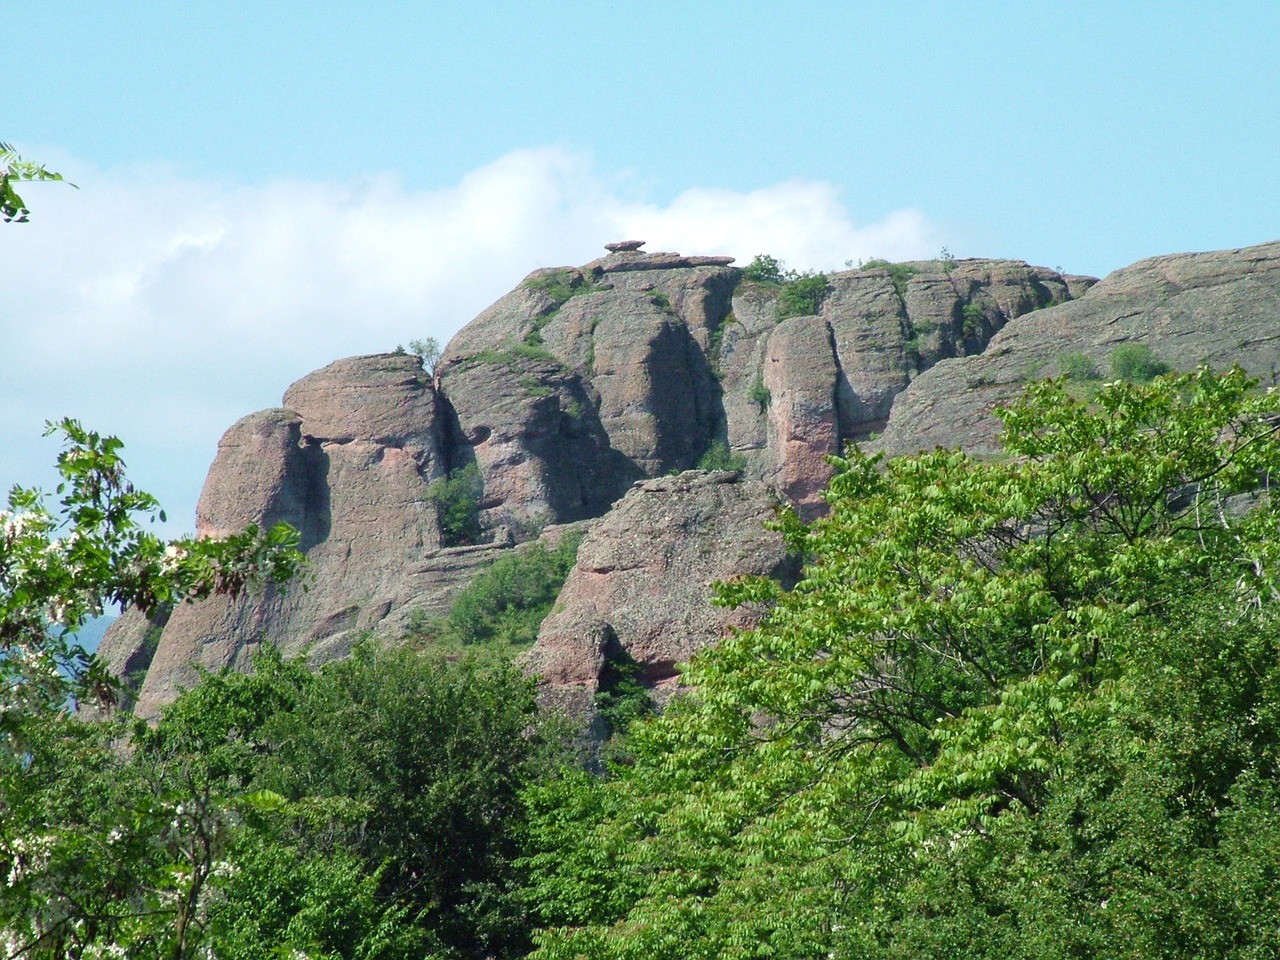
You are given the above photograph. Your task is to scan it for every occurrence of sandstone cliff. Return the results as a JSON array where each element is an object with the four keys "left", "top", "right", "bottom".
[
  {"left": 99, "top": 239, "right": 1280, "bottom": 723},
  {"left": 873, "top": 242, "right": 1280, "bottom": 455}
]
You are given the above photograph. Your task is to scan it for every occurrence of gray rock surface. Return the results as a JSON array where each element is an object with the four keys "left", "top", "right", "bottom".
[
  {"left": 437, "top": 353, "right": 631, "bottom": 530},
  {"left": 713, "top": 259, "right": 1080, "bottom": 514},
  {"left": 873, "top": 242, "right": 1280, "bottom": 456},
  {"left": 521, "top": 470, "right": 799, "bottom": 729}
]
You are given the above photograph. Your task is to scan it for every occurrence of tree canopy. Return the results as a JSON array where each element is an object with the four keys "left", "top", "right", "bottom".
[
  {"left": 6, "top": 368, "right": 1280, "bottom": 957},
  {"left": 524, "top": 367, "right": 1280, "bottom": 959}
]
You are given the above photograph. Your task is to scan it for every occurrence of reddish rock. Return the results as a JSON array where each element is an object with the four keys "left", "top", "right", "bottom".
[
  {"left": 522, "top": 470, "right": 799, "bottom": 728},
  {"left": 124, "top": 354, "right": 457, "bottom": 718}
]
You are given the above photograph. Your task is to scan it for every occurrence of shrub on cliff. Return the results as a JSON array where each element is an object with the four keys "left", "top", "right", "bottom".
[
  {"left": 1110, "top": 342, "right": 1171, "bottom": 382},
  {"left": 741, "top": 253, "right": 830, "bottom": 319},
  {"left": 433, "top": 531, "right": 583, "bottom": 650},
  {"left": 428, "top": 462, "right": 484, "bottom": 546}
]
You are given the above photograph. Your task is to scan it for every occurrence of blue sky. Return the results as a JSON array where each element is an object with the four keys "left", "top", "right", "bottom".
[{"left": 4, "top": 1, "right": 1280, "bottom": 533}]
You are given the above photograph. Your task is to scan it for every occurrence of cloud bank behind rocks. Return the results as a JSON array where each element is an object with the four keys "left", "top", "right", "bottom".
[{"left": 0, "top": 146, "right": 939, "bottom": 532}]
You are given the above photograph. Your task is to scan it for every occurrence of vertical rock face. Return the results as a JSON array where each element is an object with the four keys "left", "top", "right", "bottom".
[
  {"left": 437, "top": 354, "right": 630, "bottom": 530},
  {"left": 113, "top": 354, "right": 460, "bottom": 718},
  {"left": 872, "top": 241, "right": 1280, "bottom": 456},
  {"left": 761, "top": 315, "right": 841, "bottom": 512},
  {"left": 713, "top": 259, "right": 1083, "bottom": 515},
  {"left": 103, "top": 244, "right": 1092, "bottom": 718}
]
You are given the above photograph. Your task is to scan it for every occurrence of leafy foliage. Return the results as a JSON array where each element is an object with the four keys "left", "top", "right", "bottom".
[
  {"left": 1, "top": 142, "right": 75, "bottom": 223},
  {"left": 0, "top": 423, "right": 304, "bottom": 957},
  {"left": 524, "top": 269, "right": 591, "bottom": 308},
  {"left": 428, "top": 462, "right": 484, "bottom": 546},
  {"left": 861, "top": 257, "right": 920, "bottom": 298},
  {"left": 696, "top": 440, "right": 747, "bottom": 473},
  {"left": 428, "top": 531, "right": 582, "bottom": 650},
  {"left": 523, "top": 367, "right": 1280, "bottom": 959},
  {"left": 1058, "top": 349, "right": 1100, "bottom": 381},
  {"left": 1110, "top": 341, "right": 1172, "bottom": 382},
  {"left": 960, "top": 300, "right": 986, "bottom": 337},
  {"left": 3, "top": 636, "right": 555, "bottom": 958},
  {"left": 1, "top": 419, "right": 303, "bottom": 731},
  {"left": 255, "top": 644, "right": 547, "bottom": 958},
  {"left": 741, "top": 254, "right": 788, "bottom": 284},
  {"left": 775, "top": 272, "right": 829, "bottom": 319},
  {"left": 408, "top": 335, "right": 443, "bottom": 375},
  {"left": 741, "top": 254, "right": 830, "bottom": 319},
  {"left": 594, "top": 646, "right": 654, "bottom": 740}
]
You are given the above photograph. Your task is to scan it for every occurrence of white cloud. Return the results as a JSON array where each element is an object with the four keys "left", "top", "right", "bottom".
[{"left": 0, "top": 146, "right": 939, "bottom": 532}]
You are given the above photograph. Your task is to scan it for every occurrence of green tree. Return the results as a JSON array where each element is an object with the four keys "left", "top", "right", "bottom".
[
  {"left": 1, "top": 142, "right": 75, "bottom": 222},
  {"left": 409, "top": 336, "right": 443, "bottom": 376},
  {"left": 428, "top": 462, "right": 484, "bottom": 546},
  {"left": 1, "top": 419, "right": 303, "bottom": 737},
  {"left": 1110, "top": 341, "right": 1171, "bottom": 382},
  {"left": 256, "top": 643, "right": 550, "bottom": 959},
  {"left": 0, "top": 422, "right": 303, "bottom": 957},
  {"left": 524, "top": 367, "right": 1280, "bottom": 959}
]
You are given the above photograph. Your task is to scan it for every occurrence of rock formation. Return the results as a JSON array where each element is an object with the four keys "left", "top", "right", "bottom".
[
  {"left": 873, "top": 242, "right": 1280, "bottom": 456},
  {"left": 100, "top": 238, "right": 1280, "bottom": 725},
  {"left": 522, "top": 469, "right": 799, "bottom": 735}
]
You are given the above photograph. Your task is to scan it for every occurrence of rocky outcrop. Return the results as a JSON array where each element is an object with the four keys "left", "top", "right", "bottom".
[
  {"left": 117, "top": 240, "right": 1223, "bottom": 721},
  {"left": 101, "top": 354, "right": 468, "bottom": 718},
  {"left": 521, "top": 469, "right": 799, "bottom": 734},
  {"left": 443, "top": 248, "right": 1079, "bottom": 521},
  {"left": 873, "top": 241, "right": 1280, "bottom": 456},
  {"left": 103, "top": 245, "right": 1094, "bottom": 716},
  {"left": 437, "top": 353, "right": 630, "bottom": 531},
  {"left": 713, "top": 259, "right": 1084, "bottom": 514}
]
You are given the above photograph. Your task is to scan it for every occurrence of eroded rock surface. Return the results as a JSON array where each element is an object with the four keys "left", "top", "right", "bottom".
[
  {"left": 107, "top": 354, "right": 468, "bottom": 718},
  {"left": 521, "top": 469, "right": 799, "bottom": 732},
  {"left": 874, "top": 242, "right": 1280, "bottom": 456},
  {"left": 102, "top": 246, "right": 1106, "bottom": 718}
]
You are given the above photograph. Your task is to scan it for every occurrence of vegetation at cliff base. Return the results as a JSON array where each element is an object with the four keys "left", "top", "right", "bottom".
[
  {"left": 428, "top": 531, "right": 583, "bottom": 650},
  {"left": 522, "top": 367, "right": 1280, "bottom": 959},
  {"left": 1110, "top": 341, "right": 1171, "bottom": 382},
  {"left": 8, "top": 368, "right": 1280, "bottom": 957}
]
